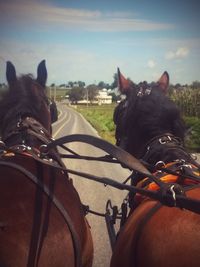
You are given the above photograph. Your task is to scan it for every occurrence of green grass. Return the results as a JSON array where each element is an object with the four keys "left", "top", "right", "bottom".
[
  {"left": 184, "top": 116, "right": 200, "bottom": 152},
  {"left": 76, "top": 104, "right": 116, "bottom": 144}
]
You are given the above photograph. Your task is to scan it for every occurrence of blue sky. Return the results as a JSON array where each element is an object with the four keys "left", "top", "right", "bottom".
[{"left": 0, "top": 0, "right": 199, "bottom": 85}]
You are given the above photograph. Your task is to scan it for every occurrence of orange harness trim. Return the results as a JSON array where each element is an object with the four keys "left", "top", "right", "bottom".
[
  {"left": 132, "top": 162, "right": 200, "bottom": 208},
  {"left": 147, "top": 174, "right": 179, "bottom": 191},
  {"left": 137, "top": 162, "right": 200, "bottom": 192},
  {"left": 137, "top": 162, "right": 200, "bottom": 191}
]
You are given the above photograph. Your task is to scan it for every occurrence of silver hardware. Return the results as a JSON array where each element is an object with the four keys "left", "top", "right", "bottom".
[
  {"left": 137, "top": 89, "right": 143, "bottom": 97},
  {"left": 169, "top": 185, "right": 176, "bottom": 206},
  {"left": 137, "top": 87, "right": 152, "bottom": 97},
  {"left": 0, "top": 140, "right": 6, "bottom": 148},
  {"left": 182, "top": 164, "right": 192, "bottom": 169},
  {"left": 155, "top": 161, "right": 165, "bottom": 168},
  {"left": 159, "top": 138, "right": 166, "bottom": 144},
  {"left": 17, "top": 145, "right": 27, "bottom": 151},
  {"left": 159, "top": 135, "right": 172, "bottom": 144},
  {"left": 39, "top": 144, "right": 48, "bottom": 155},
  {"left": 191, "top": 153, "right": 197, "bottom": 160},
  {"left": 145, "top": 88, "right": 152, "bottom": 95}
]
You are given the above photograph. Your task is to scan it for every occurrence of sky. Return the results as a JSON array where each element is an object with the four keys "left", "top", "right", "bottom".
[{"left": 0, "top": 0, "right": 200, "bottom": 86}]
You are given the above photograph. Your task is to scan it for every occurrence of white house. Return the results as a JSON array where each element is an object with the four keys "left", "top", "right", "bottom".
[{"left": 96, "top": 89, "right": 112, "bottom": 105}]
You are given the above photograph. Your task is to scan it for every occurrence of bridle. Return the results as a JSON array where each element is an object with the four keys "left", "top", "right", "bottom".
[{"left": 141, "top": 133, "right": 199, "bottom": 168}]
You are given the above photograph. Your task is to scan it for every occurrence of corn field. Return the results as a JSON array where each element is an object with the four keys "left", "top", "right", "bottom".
[{"left": 169, "top": 88, "right": 200, "bottom": 118}]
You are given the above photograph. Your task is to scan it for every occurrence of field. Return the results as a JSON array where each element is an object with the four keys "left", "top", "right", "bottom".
[
  {"left": 76, "top": 104, "right": 117, "bottom": 144},
  {"left": 75, "top": 103, "right": 200, "bottom": 152}
]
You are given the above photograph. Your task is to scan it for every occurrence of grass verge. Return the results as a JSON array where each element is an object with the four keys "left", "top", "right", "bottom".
[{"left": 76, "top": 104, "right": 116, "bottom": 144}]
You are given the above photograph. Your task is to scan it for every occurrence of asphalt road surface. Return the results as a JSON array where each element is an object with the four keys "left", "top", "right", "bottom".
[{"left": 52, "top": 102, "right": 131, "bottom": 267}]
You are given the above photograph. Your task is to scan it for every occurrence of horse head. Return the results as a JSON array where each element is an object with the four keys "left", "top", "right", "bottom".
[
  {"left": 114, "top": 69, "right": 186, "bottom": 164},
  {"left": 0, "top": 60, "right": 51, "bottom": 141}
]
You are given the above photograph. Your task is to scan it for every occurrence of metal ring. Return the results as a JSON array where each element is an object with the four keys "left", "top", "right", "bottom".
[
  {"left": 155, "top": 161, "right": 165, "bottom": 168},
  {"left": 39, "top": 144, "right": 48, "bottom": 155},
  {"left": 159, "top": 138, "right": 166, "bottom": 144}
]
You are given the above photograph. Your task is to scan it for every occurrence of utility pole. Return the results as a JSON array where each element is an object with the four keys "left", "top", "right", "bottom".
[
  {"left": 86, "top": 87, "right": 88, "bottom": 108},
  {"left": 49, "top": 86, "right": 52, "bottom": 99}
]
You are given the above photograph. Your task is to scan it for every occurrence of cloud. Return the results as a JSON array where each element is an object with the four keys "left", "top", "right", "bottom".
[
  {"left": 0, "top": 39, "right": 120, "bottom": 85},
  {"left": 0, "top": 1, "right": 173, "bottom": 32},
  {"left": 165, "top": 47, "right": 189, "bottom": 60},
  {"left": 147, "top": 59, "right": 156, "bottom": 68}
]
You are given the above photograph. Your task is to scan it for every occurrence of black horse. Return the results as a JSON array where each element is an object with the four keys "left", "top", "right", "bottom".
[{"left": 111, "top": 69, "right": 200, "bottom": 267}]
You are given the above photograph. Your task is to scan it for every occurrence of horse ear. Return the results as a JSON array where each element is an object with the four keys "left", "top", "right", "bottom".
[
  {"left": 117, "top": 68, "right": 132, "bottom": 95},
  {"left": 6, "top": 61, "right": 17, "bottom": 84},
  {"left": 37, "top": 60, "right": 47, "bottom": 87},
  {"left": 157, "top": 71, "right": 169, "bottom": 94}
]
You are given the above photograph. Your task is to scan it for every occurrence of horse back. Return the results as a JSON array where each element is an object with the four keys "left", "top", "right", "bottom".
[
  {"left": 111, "top": 188, "right": 200, "bottom": 267},
  {"left": 0, "top": 153, "right": 93, "bottom": 267}
]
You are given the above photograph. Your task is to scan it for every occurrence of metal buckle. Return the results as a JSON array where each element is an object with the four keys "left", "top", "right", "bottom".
[
  {"left": 155, "top": 161, "right": 165, "bottom": 169},
  {"left": 159, "top": 135, "right": 172, "bottom": 144},
  {"left": 39, "top": 144, "right": 48, "bottom": 155}
]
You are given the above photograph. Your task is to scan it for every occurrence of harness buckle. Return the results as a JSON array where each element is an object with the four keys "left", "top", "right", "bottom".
[{"left": 39, "top": 144, "right": 48, "bottom": 155}]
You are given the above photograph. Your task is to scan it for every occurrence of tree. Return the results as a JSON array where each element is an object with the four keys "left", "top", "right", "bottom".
[
  {"left": 175, "top": 83, "right": 181, "bottom": 89},
  {"left": 109, "top": 92, "right": 119, "bottom": 102},
  {"left": 98, "top": 81, "right": 110, "bottom": 89},
  {"left": 68, "top": 81, "right": 74, "bottom": 88},
  {"left": 110, "top": 73, "right": 118, "bottom": 89},
  {"left": 86, "top": 84, "right": 99, "bottom": 103},
  {"left": 191, "top": 81, "right": 200, "bottom": 89},
  {"left": 78, "top": 81, "right": 85, "bottom": 88},
  {"left": 68, "top": 87, "right": 84, "bottom": 103}
]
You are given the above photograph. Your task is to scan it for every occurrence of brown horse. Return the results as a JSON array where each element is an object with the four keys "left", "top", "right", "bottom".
[
  {"left": 111, "top": 69, "right": 200, "bottom": 267},
  {"left": 0, "top": 61, "right": 93, "bottom": 267}
]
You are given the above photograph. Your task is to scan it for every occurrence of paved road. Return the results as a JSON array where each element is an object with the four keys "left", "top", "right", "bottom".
[{"left": 52, "top": 103, "right": 131, "bottom": 267}]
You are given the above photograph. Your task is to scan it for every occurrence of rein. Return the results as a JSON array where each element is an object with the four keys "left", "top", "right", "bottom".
[
  {"left": 26, "top": 133, "right": 200, "bottom": 215},
  {"left": 2, "top": 130, "right": 200, "bottom": 214}
]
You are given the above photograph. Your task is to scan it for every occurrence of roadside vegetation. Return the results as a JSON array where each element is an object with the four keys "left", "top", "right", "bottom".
[{"left": 76, "top": 104, "right": 116, "bottom": 144}]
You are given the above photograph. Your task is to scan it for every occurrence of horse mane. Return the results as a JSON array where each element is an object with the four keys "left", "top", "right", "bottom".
[
  {"left": 0, "top": 74, "right": 48, "bottom": 136},
  {"left": 115, "top": 81, "right": 189, "bottom": 164},
  {"left": 126, "top": 83, "right": 185, "bottom": 140}
]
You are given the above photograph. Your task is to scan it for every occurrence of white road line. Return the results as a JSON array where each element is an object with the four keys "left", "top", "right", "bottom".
[
  {"left": 52, "top": 109, "right": 66, "bottom": 127},
  {"left": 53, "top": 111, "right": 71, "bottom": 138}
]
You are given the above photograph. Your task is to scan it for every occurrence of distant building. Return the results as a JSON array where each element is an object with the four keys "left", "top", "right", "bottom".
[{"left": 96, "top": 89, "right": 112, "bottom": 105}]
